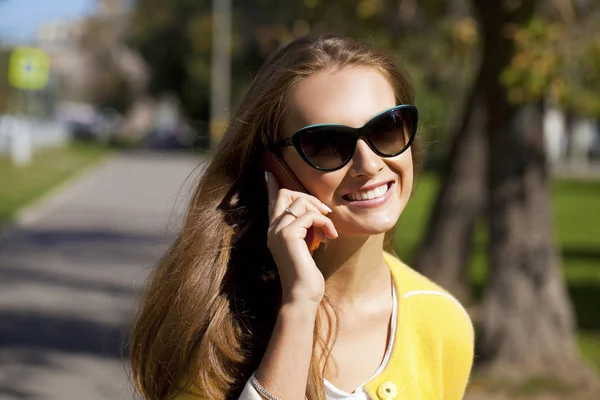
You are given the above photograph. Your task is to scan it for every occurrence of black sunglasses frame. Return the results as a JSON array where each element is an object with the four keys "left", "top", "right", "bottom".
[{"left": 275, "top": 104, "right": 418, "bottom": 171}]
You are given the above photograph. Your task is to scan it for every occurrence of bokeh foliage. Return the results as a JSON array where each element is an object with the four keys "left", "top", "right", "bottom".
[
  {"left": 502, "top": 4, "right": 600, "bottom": 117},
  {"left": 130, "top": 0, "right": 478, "bottom": 162},
  {"left": 130, "top": 0, "right": 600, "bottom": 158}
]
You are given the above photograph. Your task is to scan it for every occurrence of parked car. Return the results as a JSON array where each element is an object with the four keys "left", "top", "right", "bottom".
[{"left": 57, "top": 102, "right": 123, "bottom": 143}]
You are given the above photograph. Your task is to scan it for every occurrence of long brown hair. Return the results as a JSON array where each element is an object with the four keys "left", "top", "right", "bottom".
[{"left": 130, "top": 34, "right": 417, "bottom": 400}]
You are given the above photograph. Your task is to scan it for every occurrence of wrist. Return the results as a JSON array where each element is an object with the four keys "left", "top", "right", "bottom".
[
  {"left": 280, "top": 286, "right": 324, "bottom": 309},
  {"left": 278, "top": 299, "right": 320, "bottom": 320}
]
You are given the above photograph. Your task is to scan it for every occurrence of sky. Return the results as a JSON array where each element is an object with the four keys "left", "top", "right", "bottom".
[{"left": 0, "top": 0, "right": 97, "bottom": 44}]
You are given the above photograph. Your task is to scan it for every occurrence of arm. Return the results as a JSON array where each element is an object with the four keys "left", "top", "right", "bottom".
[
  {"left": 251, "top": 172, "right": 337, "bottom": 399},
  {"left": 252, "top": 301, "right": 318, "bottom": 400},
  {"left": 174, "top": 173, "right": 333, "bottom": 400},
  {"left": 188, "top": 302, "right": 318, "bottom": 400},
  {"left": 173, "top": 302, "right": 316, "bottom": 400},
  {"left": 441, "top": 297, "right": 475, "bottom": 400}
]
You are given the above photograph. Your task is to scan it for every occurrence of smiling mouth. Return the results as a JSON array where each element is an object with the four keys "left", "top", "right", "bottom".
[{"left": 342, "top": 182, "right": 392, "bottom": 202}]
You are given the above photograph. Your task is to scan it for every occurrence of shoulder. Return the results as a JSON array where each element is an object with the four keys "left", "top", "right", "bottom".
[
  {"left": 384, "top": 252, "right": 475, "bottom": 396},
  {"left": 384, "top": 251, "right": 474, "bottom": 340},
  {"left": 384, "top": 251, "right": 451, "bottom": 293}
]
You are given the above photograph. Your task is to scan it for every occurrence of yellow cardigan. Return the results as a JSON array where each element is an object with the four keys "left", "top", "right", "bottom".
[
  {"left": 360, "top": 252, "right": 475, "bottom": 400},
  {"left": 176, "top": 252, "right": 475, "bottom": 400}
]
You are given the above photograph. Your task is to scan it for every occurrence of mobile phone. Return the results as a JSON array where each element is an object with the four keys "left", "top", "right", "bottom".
[{"left": 263, "top": 150, "right": 321, "bottom": 253}]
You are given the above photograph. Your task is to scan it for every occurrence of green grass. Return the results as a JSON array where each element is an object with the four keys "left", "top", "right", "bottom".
[
  {"left": 0, "top": 142, "right": 110, "bottom": 224},
  {"left": 394, "top": 173, "right": 600, "bottom": 372}
]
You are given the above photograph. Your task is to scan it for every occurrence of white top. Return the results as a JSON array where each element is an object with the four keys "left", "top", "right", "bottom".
[{"left": 239, "top": 282, "right": 397, "bottom": 400}]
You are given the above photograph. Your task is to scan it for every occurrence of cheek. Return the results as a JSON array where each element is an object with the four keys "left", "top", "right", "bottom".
[
  {"left": 284, "top": 150, "right": 342, "bottom": 200},
  {"left": 391, "top": 151, "right": 414, "bottom": 186},
  {"left": 304, "top": 173, "right": 344, "bottom": 203},
  {"left": 389, "top": 153, "right": 414, "bottom": 212}
]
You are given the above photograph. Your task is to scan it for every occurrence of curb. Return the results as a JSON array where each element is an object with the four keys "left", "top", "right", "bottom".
[{"left": 0, "top": 151, "right": 115, "bottom": 235}]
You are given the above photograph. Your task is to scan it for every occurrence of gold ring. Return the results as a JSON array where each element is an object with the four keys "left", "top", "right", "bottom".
[{"left": 284, "top": 207, "right": 298, "bottom": 218}]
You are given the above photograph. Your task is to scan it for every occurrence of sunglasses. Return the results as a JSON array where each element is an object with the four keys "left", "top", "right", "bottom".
[{"left": 275, "top": 104, "right": 418, "bottom": 171}]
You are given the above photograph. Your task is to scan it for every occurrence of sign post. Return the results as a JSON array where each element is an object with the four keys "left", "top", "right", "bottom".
[
  {"left": 9, "top": 46, "right": 50, "bottom": 91},
  {"left": 6, "top": 46, "right": 50, "bottom": 166}
]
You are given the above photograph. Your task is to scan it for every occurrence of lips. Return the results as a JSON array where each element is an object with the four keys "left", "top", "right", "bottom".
[{"left": 342, "top": 181, "right": 394, "bottom": 202}]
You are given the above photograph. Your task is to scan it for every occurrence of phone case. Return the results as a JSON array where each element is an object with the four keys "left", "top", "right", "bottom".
[{"left": 263, "top": 150, "right": 321, "bottom": 253}]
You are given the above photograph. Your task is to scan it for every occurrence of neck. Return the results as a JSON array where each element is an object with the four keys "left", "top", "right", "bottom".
[{"left": 313, "top": 233, "right": 391, "bottom": 306}]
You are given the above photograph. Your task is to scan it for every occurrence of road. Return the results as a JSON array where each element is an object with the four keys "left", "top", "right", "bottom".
[{"left": 0, "top": 151, "right": 202, "bottom": 399}]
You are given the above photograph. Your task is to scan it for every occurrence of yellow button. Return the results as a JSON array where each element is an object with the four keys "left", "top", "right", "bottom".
[{"left": 377, "top": 381, "right": 398, "bottom": 400}]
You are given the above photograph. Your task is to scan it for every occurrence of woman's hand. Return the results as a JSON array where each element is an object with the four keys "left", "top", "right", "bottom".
[{"left": 265, "top": 172, "right": 338, "bottom": 306}]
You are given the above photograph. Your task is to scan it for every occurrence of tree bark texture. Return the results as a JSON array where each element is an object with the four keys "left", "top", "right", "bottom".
[
  {"left": 413, "top": 70, "right": 487, "bottom": 305},
  {"left": 472, "top": 0, "right": 598, "bottom": 386}
]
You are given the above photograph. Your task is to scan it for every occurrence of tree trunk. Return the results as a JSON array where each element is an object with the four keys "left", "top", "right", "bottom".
[
  {"left": 413, "top": 71, "right": 486, "bottom": 304},
  {"left": 473, "top": 0, "right": 599, "bottom": 387}
]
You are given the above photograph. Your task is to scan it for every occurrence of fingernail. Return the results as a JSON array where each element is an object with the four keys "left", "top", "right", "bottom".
[
  {"left": 264, "top": 171, "right": 269, "bottom": 183},
  {"left": 322, "top": 203, "right": 333, "bottom": 213}
]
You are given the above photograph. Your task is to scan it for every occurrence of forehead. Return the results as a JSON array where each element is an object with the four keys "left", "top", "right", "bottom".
[{"left": 284, "top": 67, "right": 396, "bottom": 134}]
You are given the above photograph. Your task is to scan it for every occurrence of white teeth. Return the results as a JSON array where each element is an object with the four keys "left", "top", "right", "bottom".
[{"left": 347, "top": 184, "right": 389, "bottom": 201}]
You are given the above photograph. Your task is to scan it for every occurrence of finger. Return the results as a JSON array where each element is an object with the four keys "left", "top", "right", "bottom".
[
  {"left": 272, "top": 190, "right": 331, "bottom": 221},
  {"left": 294, "top": 192, "right": 333, "bottom": 215},
  {"left": 300, "top": 193, "right": 333, "bottom": 215},
  {"left": 282, "top": 211, "right": 338, "bottom": 240},
  {"left": 276, "top": 196, "right": 323, "bottom": 225}
]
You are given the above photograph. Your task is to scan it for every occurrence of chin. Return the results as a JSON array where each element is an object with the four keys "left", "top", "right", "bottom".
[
  {"left": 332, "top": 193, "right": 409, "bottom": 237},
  {"left": 335, "top": 213, "right": 402, "bottom": 237},
  {"left": 364, "top": 219, "right": 399, "bottom": 235}
]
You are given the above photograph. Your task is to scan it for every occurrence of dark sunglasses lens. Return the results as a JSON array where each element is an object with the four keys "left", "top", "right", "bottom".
[
  {"left": 369, "top": 107, "right": 416, "bottom": 155},
  {"left": 299, "top": 128, "right": 354, "bottom": 169}
]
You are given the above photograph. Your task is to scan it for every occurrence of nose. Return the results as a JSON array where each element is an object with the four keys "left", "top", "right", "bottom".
[{"left": 348, "top": 139, "right": 385, "bottom": 177}]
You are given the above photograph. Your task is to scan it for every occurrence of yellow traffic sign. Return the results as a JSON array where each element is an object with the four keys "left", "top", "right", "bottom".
[{"left": 8, "top": 47, "right": 50, "bottom": 90}]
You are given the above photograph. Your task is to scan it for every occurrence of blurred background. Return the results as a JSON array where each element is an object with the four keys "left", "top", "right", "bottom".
[{"left": 0, "top": 0, "right": 599, "bottom": 399}]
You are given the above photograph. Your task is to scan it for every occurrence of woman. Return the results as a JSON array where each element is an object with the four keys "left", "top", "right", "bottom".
[{"left": 130, "top": 34, "right": 474, "bottom": 400}]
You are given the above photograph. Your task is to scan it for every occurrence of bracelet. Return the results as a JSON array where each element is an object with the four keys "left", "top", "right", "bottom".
[{"left": 251, "top": 374, "right": 281, "bottom": 400}]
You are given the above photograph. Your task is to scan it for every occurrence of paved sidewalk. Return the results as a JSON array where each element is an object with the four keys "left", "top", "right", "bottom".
[{"left": 0, "top": 151, "right": 203, "bottom": 399}]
